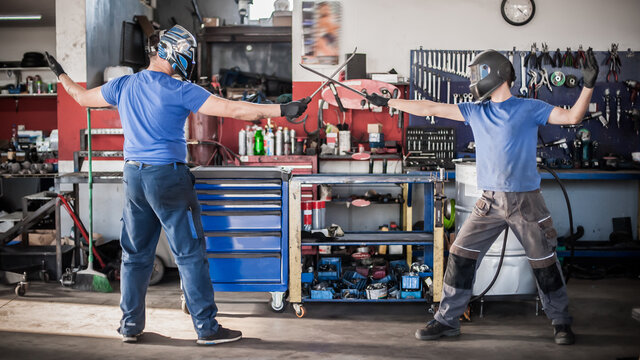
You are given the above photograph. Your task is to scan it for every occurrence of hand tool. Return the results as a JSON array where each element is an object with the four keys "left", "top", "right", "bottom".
[
  {"left": 550, "top": 71, "right": 565, "bottom": 87},
  {"left": 390, "top": 88, "right": 399, "bottom": 117},
  {"left": 427, "top": 70, "right": 432, "bottom": 97},
  {"left": 305, "top": 47, "right": 358, "bottom": 101},
  {"left": 508, "top": 47, "right": 515, "bottom": 66},
  {"left": 519, "top": 52, "right": 528, "bottom": 96},
  {"left": 436, "top": 75, "right": 441, "bottom": 102},
  {"left": 552, "top": 48, "right": 563, "bottom": 68},
  {"left": 524, "top": 43, "right": 538, "bottom": 69},
  {"left": 446, "top": 78, "right": 451, "bottom": 104},
  {"left": 528, "top": 69, "right": 539, "bottom": 98},
  {"left": 624, "top": 80, "right": 640, "bottom": 107},
  {"left": 453, "top": 93, "right": 459, "bottom": 104},
  {"left": 562, "top": 47, "right": 575, "bottom": 67},
  {"left": 456, "top": 52, "right": 461, "bottom": 76},
  {"left": 603, "top": 88, "right": 611, "bottom": 127},
  {"left": 537, "top": 43, "right": 553, "bottom": 68},
  {"left": 565, "top": 74, "right": 578, "bottom": 88},
  {"left": 300, "top": 63, "right": 367, "bottom": 98},
  {"left": 575, "top": 45, "right": 587, "bottom": 68},
  {"left": 615, "top": 89, "right": 621, "bottom": 128},
  {"left": 539, "top": 68, "right": 552, "bottom": 92},
  {"left": 606, "top": 43, "right": 622, "bottom": 82},
  {"left": 428, "top": 51, "right": 432, "bottom": 69},
  {"left": 328, "top": 82, "right": 346, "bottom": 113}
]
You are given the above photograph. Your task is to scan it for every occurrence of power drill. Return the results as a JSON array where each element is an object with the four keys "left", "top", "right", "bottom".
[
  {"left": 625, "top": 80, "right": 640, "bottom": 107},
  {"left": 625, "top": 108, "right": 640, "bottom": 135}
]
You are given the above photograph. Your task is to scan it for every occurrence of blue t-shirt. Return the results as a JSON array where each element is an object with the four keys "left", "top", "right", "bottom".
[
  {"left": 101, "top": 70, "right": 211, "bottom": 165},
  {"left": 458, "top": 97, "right": 554, "bottom": 192}
]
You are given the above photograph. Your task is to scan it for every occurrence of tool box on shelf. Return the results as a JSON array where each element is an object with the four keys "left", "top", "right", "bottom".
[{"left": 317, "top": 257, "right": 341, "bottom": 280}]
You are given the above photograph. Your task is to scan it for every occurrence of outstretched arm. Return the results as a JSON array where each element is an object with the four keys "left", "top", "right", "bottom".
[
  {"left": 198, "top": 95, "right": 308, "bottom": 121},
  {"left": 46, "top": 52, "right": 110, "bottom": 108},
  {"left": 548, "top": 48, "right": 598, "bottom": 126},
  {"left": 366, "top": 93, "right": 464, "bottom": 122}
]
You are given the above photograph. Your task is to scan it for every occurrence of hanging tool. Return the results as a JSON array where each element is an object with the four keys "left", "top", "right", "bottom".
[
  {"left": 539, "top": 69, "right": 552, "bottom": 92},
  {"left": 552, "top": 48, "right": 563, "bottom": 68},
  {"left": 305, "top": 47, "right": 358, "bottom": 101},
  {"left": 562, "top": 47, "right": 575, "bottom": 67},
  {"left": 603, "top": 89, "right": 611, "bottom": 128},
  {"left": 615, "top": 89, "right": 622, "bottom": 128},
  {"left": 550, "top": 71, "right": 566, "bottom": 87},
  {"left": 565, "top": 74, "right": 578, "bottom": 88},
  {"left": 328, "top": 82, "right": 346, "bottom": 113},
  {"left": 300, "top": 63, "right": 368, "bottom": 98},
  {"left": 524, "top": 43, "right": 538, "bottom": 69},
  {"left": 606, "top": 43, "right": 622, "bottom": 82},
  {"left": 537, "top": 43, "right": 553, "bottom": 68},
  {"left": 625, "top": 109, "right": 640, "bottom": 135},
  {"left": 519, "top": 52, "right": 528, "bottom": 96},
  {"left": 528, "top": 69, "right": 539, "bottom": 98},
  {"left": 575, "top": 45, "right": 587, "bottom": 68},
  {"left": 624, "top": 80, "right": 640, "bottom": 107},
  {"left": 446, "top": 78, "right": 451, "bottom": 104}
]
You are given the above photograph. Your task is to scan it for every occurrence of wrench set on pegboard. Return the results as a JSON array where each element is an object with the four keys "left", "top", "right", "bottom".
[{"left": 408, "top": 44, "right": 640, "bottom": 169}]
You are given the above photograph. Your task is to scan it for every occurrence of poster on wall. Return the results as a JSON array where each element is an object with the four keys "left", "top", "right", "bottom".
[{"left": 301, "top": 1, "right": 341, "bottom": 65}]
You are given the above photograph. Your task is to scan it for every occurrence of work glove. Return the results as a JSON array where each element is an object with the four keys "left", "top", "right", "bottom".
[
  {"left": 45, "top": 52, "right": 66, "bottom": 78},
  {"left": 280, "top": 98, "right": 309, "bottom": 119},
  {"left": 582, "top": 47, "right": 599, "bottom": 89},
  {"left": 366, "top": 93, "right": 389, "bottom": 107}
]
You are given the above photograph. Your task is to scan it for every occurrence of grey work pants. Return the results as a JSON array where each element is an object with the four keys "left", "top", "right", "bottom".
[{"left": 434, "top": 189, "right": 572, "bottom": 329}]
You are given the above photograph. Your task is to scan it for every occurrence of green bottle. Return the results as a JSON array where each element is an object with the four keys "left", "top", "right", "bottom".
[{"left": 254, "top": 128, "right": 265, "bottom": 155}]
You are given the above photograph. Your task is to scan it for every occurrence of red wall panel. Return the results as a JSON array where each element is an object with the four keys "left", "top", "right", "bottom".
[{"left": 0, "top": 97, "right": 57, "bottom": 140}]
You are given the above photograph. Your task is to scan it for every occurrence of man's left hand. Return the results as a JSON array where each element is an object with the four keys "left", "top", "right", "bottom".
[
  {"left": 45, "top": 52, "right": 66, "bottom": 78},
  {"left": 280, "top": 99, "right": 309, "bottom": 118},
  {"left": 582, "top": 47, "right": 599, "bottom": 89}
]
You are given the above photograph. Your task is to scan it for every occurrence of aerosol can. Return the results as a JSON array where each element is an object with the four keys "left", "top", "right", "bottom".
[
  {"left": 275, "top": 127, "right": 283, "bottom": 156},
  {"left": 266, "top": 127, "right": 275, "bottom": 156},
  {"left": 246, "top": 126, "right": 254, "bottom": 156},
  {"left": 238, "top": 127, "right": 247, "bottom": 155},
  {"left": 283, "top": 127, "right": 291, "bottom": 155},
  {"left": 290, "top": 129, "right": 296, "bottom": 154}
]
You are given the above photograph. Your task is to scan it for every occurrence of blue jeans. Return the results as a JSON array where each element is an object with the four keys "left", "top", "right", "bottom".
[{"left": 118, "top": 162, "right": 219, "bottom": 338}]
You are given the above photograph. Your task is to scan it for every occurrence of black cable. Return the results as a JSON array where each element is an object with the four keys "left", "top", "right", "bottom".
[{"left": 469, "top": 227, "right": 508, "bottom": 303}]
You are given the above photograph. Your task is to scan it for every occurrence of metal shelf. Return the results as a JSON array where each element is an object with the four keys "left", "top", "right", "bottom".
[
  {"left": 0, "top": 67, "right": 51, "bottom": 71},
  {"left": 0, "top": 93, "right": 56, "bottom": 98},
  {"left": 303, "top": 298, "right": 427, "bottom": 303},
  {"left": 302, "top": 231, "right": 433, "bottom": 246}
]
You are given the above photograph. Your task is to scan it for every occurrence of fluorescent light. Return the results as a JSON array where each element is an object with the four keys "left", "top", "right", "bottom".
[{"left": 0, "top": 15, "right": 42, "bottom": 21}]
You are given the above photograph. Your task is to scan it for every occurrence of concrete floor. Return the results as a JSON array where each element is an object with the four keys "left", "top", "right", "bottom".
[{"left": 0, "top": 271, "right": 638, "bottom": 360}]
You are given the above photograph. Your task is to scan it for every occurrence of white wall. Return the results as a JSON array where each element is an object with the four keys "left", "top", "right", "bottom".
[
  {"left": 292, "top": 0, "right": 640, "bottom": 81},
  {"left": 0, "top": 27, "right": 56, "bottom": 62},
  {"left": 56, "top": 0, "right": 87, "bottom": 82}
]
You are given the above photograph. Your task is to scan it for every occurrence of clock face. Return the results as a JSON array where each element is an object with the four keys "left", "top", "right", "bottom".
[{"left": 501, "top": 0, "right": 535, "bottom": 26}]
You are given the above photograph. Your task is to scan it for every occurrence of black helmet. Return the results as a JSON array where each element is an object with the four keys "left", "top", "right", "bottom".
[{"left": 468, "top": 50, "right": 514, "bottom": 101}]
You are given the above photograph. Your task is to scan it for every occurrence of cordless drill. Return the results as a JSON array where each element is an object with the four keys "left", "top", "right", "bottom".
[
  {"left": 625, "top": 108, "right": 640, "bottom": 135},
  {"left": 625, "top": 80, "right": 640, "bottom": 107}
]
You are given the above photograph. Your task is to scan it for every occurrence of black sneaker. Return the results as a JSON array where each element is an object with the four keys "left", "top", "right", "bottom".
[
  {"left": 121, "top": 331, "right": 143, "bottom": 343},
  {"left": 415, "top": 319, "right": 460, "bottom": 340},
  {"left": 196, "top": 326, "right": 242, "bottom": 345},
  {"left": 554, "top": 324, "right": 575, "bottom": 345}
]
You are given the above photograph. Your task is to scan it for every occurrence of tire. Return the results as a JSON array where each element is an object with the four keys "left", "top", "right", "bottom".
[
  {"left": 15, "top": 284, "right": 26, "bottom": 297},
  {"left": 148, "top": 256, "right": 165, "bottom": 286}
]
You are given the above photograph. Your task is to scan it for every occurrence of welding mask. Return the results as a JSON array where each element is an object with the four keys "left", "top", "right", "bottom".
[
  {"left": 157, "top": 25, "right": 197, "bottom": 80},
  {"left": 468, "top": 50, "right": 515, "bottom": 101}
]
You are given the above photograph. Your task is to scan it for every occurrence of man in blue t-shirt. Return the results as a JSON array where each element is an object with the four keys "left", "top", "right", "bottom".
[
  {"left": 46, "top": 25, "right": 307, "bottom": 345},
  {"left": 367, "top": 49, "right": 598, "bottom": 345}
]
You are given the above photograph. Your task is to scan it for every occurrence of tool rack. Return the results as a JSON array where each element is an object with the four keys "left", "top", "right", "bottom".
[{"left": 287, "top": 172, "right": 446, "bottom": 317}]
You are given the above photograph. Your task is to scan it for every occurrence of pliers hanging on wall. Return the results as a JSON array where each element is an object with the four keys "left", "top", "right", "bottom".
[
  {"left": 562, "top": 48, "right": 575, "bottom": 68},
  {"left": 528, "top": 69, "right": 540, "bottom": 99},
  {"left": 606, "top": 43, "right": 622, "bottom": 82},
  {"left": 537, "top": 43, "right": 553, "bottom": 68},
  {"left": 575, "top": 45, "right": 587, "bottom": 69},
  {"left": 524, "top": 43, "right": 539, "bottom": 69},
  {"left": 552, "top": 48, "right": 563, "bottom": 68}
]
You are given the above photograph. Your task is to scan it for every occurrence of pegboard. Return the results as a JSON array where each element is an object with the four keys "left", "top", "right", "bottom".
[{"left": 408, "top": 47, "right": 640, "bottom": 161}]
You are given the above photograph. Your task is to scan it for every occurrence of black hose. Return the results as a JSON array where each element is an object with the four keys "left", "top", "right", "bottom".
[{"left": 469, "top": 227, "right": 508, "bottom": 303}]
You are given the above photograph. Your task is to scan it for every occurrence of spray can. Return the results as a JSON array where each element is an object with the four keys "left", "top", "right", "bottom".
[
  {"left": 246, "top": 126, "right": 255, "bottom": 156},
  {"left": 238, "top": 128, "right": 247, "bottom": 155},
  {"left": 283, "top": 127, "right": 290, "bottom": 155},
  {"left": 275, "top": 127, "right": 283, "bottom": 156},
  {"left": 266, "top": 127, "right": 275, "bottom": 156},
  {"left": 290, "top": 129, "right": 296, "bottom": 154},
  {"left": 254, "top": 127, "right": 264, "bottom": 155}
]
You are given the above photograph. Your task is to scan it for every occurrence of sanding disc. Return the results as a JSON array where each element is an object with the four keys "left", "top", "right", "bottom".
[
  {"left": 351, "top": 152, "right": 371, "bottom": 160},
  {"left": 551, "top": 71, "right": 565, "bottom": 87},
  {"left": 565, "top": 74, "right": 578, "bottom": 88}
]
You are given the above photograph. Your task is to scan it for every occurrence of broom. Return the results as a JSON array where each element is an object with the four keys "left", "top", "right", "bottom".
[{"left": 73, "top": 108, "right": 112, "bottom": 293}]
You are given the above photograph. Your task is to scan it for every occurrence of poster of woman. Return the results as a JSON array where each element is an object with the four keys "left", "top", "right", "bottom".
[{"left": 302, "top": 1, "right": 341, "bottom": 65}]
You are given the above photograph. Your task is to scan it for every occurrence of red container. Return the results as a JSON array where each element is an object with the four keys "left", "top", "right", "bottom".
[{"left": 302, "top": 201, "right": 313, "bottom": 231}]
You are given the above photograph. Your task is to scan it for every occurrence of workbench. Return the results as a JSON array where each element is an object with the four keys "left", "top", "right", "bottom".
[{"left": 287, "top": 173, "right": 446, "bottom": 317}]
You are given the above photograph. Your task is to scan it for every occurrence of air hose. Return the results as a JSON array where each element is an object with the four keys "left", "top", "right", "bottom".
[{"left": 468, "top": 163, "right": 579, "bottom": 303}]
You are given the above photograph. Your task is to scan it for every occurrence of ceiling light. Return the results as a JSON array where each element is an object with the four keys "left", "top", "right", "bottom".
[{"left": 0, "top": 15, "right": 42, "bottom": 21}]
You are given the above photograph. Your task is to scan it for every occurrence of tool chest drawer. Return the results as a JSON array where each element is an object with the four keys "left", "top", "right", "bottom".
[
  {"left": 198, "top": 200, "right": 281, "bottom": 211},
  {"left": 199, "top": 211, "right": 282, "bottom": 231},
  {"left": 208, "top": 254, "right": 282, "bottom": 283},
  {"left": 204, "top": 232, "right": 282, "bottom": 252}
]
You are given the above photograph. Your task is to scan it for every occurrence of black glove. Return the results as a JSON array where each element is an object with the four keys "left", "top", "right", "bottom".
[
  {"left": 582, "top": 47, "right": 599, "bottom": 89},
  {"left": 45, "top": 51, "right": 66, "bottom": 78},
  {"left": 366, "top": 93, "right": 389, "bottom": 107},
  {"left": 280, "top": 98, "right": 309, "bottom": 119}
]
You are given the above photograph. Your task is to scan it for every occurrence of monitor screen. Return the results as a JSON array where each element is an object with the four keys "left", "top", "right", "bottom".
[{"left": 120, "top": 21, "right": 146, "bottom": 68}]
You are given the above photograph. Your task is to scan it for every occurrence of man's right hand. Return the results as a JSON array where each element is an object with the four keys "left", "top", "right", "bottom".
[
  {"left": 582, "top": 47, "right": 598, "bottom": 89},
  {"left": 45, "top": 52, "right": 66, "bottom": 78},
  {"left": 280, "top": 99, "right": 309, "bottom": 119},
  {"left": 366, "top": 93, "right": 389, "bottom": 107}
]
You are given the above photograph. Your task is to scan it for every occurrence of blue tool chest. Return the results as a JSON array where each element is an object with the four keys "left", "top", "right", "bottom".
[{"left": 190, "top": 167, "right": 289, "bottom": 293}]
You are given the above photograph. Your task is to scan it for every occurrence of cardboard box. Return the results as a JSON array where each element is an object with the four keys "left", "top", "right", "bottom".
[
  {"left": 367, "top": 123, "right": 383, "bottom": 133},
  {"left": 272, "top": 11, "right": 292, "bottom": 27},
  {"left": 370, "top": 73, "right": 399, "bottom": 83},
  {"left": 203, "top": 17, "right": 221, "bottom": 27}
]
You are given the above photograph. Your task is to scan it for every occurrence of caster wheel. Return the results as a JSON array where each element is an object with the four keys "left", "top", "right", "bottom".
[
  {"left": 15, "top": 284, "right": 26, "bottom": 297},
  {"left": 269, "top": 291, "right": 287, "bottom": 313},
  {"left": 293, "top": 304, "right": 305, "bottom": 318},
  {"left": 39, "top": 272, "right": 50, "bottom": 283}
]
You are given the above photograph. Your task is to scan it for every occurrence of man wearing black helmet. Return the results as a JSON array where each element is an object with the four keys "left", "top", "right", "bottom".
[
  {"left": 367, "top": 48, "right": 599, "bottom": 345},
  {"left": 45, "top": 24, "right": 307, "bottom": 345}
]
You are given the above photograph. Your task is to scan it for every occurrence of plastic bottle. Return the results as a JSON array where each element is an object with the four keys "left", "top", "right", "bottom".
[
  {"left": 283, "top": 127, "right": 290, "bottom": 155},
  {"left": 275, "top": 127, "right": 283, "bottom": 156},
  {"left": 246, "top": 126, "right": 255, "bottom": 156},
  {"left": 238, "top": 127, "right": 247, "bottom": 155},
  {"left": 290, "top": 128, "right": 296, "bottom": 154},
  {"left": 266, "top": 127, "right": 275, "bottom": 156},
  {"left": 254, "top": 128, "right": 264, "bottom": 155}
]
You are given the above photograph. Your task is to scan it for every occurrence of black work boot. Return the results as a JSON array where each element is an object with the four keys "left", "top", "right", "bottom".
[
  {"left": 554, "top": 324, "right": 575, "bottom": 345},
  {"left": 415, "top": 319, "right": 460, "bottom": 340}
]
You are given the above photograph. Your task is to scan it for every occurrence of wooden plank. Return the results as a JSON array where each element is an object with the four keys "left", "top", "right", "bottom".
[
  {"left": 432, "top": 183, "right": 444, "bottom": 302},
  {"left": 288, "top": 180, "right": 302, "bottom": 303},
  {"left": 402, "top": 184, "right": 413, "bottom": 265}
]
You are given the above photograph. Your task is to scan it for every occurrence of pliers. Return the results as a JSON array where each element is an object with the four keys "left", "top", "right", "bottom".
[
  {"left": 537, "top": 43, "right": 553, "bottom": 68},
  {"left": 575, "top": 45, "right": 587, "bottom": 69},
  {"left": 606, "top": 43, "right": 622, "bottom": 82},
  {"left": 528, "top": 69, "right": 540, "bottom": 99},
  {"left": 539, "top": 69, "right": 552, "bottom": 92},
  {"left": 552, "top": 48, "right": 563, "bottom": 68},
  {"left": 562, "top": 47, "right": 575, "bottom": 67},
  {"left": 524, "top": 43, "right": 538, "bottom": 69}
]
